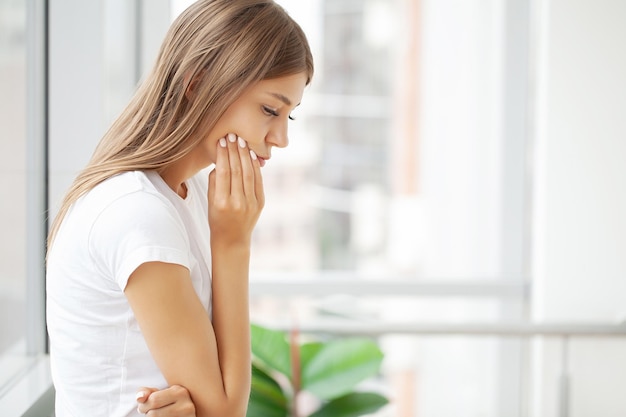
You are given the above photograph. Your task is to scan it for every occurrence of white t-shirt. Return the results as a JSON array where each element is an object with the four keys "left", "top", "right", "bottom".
[{"left": 46, "top": 170, "right": 212, "bottom": 417}]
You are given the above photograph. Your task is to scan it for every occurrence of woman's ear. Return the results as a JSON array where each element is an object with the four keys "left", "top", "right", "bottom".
[{"left": 184, "top": 69, "right": 205, "bottom": 101}]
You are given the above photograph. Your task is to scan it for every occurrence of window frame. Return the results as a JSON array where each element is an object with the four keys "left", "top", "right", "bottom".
[{"left": 0, "top": 0, "right": 54, "bottom": 415}]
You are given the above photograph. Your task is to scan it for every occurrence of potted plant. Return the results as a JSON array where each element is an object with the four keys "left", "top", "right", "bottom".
[{"left": 247, "top": 323, "right": 389, "bottom": 417}]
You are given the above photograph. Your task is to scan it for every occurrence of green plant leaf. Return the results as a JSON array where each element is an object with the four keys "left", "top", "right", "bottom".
[
  {"left": 301, "top": 339, "right": 383, "bottom": 400},
  {"left": 307, "top": 392, "right": 389, "bottom": 417},
  {"left": 247, "top": 363, "right": 289, "bottom": 417},
  {"left": 251, "top": 324, "right": 292, "bottom": 379},
  {"left": 247, "top": 397, "right": 288, "bottom": 417},
  {"left": 251, "top": 363, "right": 288, "bottom": 406},
  {"left": 300, "top": 341, "right": 324, "bottom": 370}
]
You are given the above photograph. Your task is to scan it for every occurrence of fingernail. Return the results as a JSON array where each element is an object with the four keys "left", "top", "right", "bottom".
[
  {"left": 250, "top": 150, "right": 257, "bottom": 160},
  {"left": 238, "top": 137, "right": 246, "bottom": 148},
  {"left": 219, "top": 138, "right": 227, "bottom": 148},
  {"left": 227, "top": 133, "right": 236, "bottom": 143},
  {"left": 137, "top": 405, "right": 144, "bottom": 414},
  {"left": 136, "top": 391, "right": 146, "bottom": 400}
]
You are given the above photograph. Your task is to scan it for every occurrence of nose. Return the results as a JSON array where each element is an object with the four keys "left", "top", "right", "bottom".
[{"left": 266, "top": 120, "right": 289, "bottom": 149}]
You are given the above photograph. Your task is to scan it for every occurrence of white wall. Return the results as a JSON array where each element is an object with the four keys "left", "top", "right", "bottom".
[
  {"left": 420, "top": 0, "right": 505, "bottom": 279},
  {"left": 49, "top": 0, "right": 107, "bottom": 214},
  {"left": 531, "top": 0, "right": 626, "bottom": 416},
  {"left": 48, "top": 0, "right": 170, "bottom": 216},
  {"left": 416, "top": 1, "right": 510, "bottom": 416}
]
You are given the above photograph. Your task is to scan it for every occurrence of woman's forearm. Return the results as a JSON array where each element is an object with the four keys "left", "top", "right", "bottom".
[{"left": 210, "top": 240, "right": 252, "bottom": 416}]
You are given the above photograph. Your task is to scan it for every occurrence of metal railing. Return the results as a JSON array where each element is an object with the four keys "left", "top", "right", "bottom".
[
  {"left": 250, "top": 277, "right": 626, "bottom": 417},
  {"left": 250, "top": 276, "right": 530, "bottom": 297},
  {"left": 262, "top": 320, "right": 626, "bottom": 417},
  {"left": 265, "top": 320, "right": 626, "bottom": 338}
]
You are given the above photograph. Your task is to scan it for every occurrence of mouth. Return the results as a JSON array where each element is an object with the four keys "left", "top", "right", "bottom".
[{"left": 257, "top": 156, "right": 269, "bottom": 168}]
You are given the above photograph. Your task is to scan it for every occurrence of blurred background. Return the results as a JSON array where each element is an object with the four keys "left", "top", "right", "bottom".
[{"left": 1, "top": 0, "right": 626, "bottom": 416}]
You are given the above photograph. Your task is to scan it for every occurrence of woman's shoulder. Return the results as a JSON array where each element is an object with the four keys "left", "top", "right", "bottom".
[
  {"left": 73, "top": 171, "right": 174, "bottom": 224},
  {"left": 52, "top": 171, "right": 187, "bottom": 264},
  {"left": 87, "top": 171, "right": 187, "bottom": 241},
  {"left": 96, "top": 170, "right": 161, "bottom": 198},
  {"left": 86, "top": 170, "right": 166, "bottom": 204}
]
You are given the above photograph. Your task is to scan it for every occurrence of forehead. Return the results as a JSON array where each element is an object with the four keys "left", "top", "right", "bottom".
[{"left": 247, "top": 73, "right": 308, "bottom": 105}]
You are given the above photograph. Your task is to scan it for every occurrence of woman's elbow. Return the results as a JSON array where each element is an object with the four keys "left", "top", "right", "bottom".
[{"left": 198, "top": 399, "right": 248, "bottom": 417}]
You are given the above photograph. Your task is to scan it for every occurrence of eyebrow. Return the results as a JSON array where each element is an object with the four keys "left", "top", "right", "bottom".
[{"left": 268, "top": 92, "right": 293, "bottom": 106}]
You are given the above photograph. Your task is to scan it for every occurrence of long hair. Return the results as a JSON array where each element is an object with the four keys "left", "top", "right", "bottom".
[{"left": 48, "top": 0, "right": 313, "bottom": 248}]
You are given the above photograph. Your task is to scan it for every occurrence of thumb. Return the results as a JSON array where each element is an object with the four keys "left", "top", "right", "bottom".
[{"left": 208, "top": 166, "right": 216, "bottom": 203}]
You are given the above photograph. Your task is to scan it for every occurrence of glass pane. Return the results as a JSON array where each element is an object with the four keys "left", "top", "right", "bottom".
[
  {"left": 246, "top": 1, "right": 520, "bottom": 416},
  {"left": 0, "top": 0, "right": 28, "bottom": 363},
  {"left": 252, "top": 0, "right": 401, "bottom": 274},
  {"left": 250, "top": 0, "right": 513, "bottom": 280}
]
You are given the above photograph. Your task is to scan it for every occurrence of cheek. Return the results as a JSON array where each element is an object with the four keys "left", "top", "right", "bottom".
[
  {"left": 207, "top": 99, "right": 270, "bottom": 144},
  {"left": 220, "top": 116, "right": 268, "bottom": 144}
]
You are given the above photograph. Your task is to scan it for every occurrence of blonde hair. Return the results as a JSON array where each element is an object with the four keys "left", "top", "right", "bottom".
[{"left": 48, "top": 0, "right": 313, "bottom": 249}]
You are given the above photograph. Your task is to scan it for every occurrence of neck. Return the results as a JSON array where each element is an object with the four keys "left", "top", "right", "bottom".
[
  {"left": 159, "top": 157, "right": 195, "bottom": 198},
  {"left": 158, "top": 140, "right": 210, "bottom": 198}
]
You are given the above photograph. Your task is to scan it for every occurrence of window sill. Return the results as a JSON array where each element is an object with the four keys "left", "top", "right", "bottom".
[{"left": 0, "top": 354, "right": 54, "bottom": 417}]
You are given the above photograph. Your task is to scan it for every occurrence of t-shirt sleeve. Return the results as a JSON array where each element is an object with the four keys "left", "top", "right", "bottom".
[{"left": 88, "top": 191, "right": 191, "bottom": 290}]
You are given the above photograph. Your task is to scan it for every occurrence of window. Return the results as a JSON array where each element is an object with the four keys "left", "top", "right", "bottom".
[
  {"left": 5, "top": 1, "right": 623, "bottom": 415},
  {"left": 0, "top": 0, "right": 28, "bottom": 385},
  {"left": 251, "top": 0, "right": 527, "bottom": 279},
  {"left": 245, "top": 1, "right": 530, "bottom": 416}
]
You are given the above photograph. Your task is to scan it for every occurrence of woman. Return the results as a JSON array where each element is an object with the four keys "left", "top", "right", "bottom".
[{"left": 46, "top": 1, "right": 313, "bottom": 416}]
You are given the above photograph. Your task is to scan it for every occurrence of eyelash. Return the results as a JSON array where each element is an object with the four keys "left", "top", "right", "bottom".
[{"left": 263, "top": 106, "right": 295, "bottom": 121}]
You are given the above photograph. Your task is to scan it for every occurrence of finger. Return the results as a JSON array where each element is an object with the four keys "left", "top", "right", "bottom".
[
  {"left": 136, "top": 386, "right": 178, "bottom": 413},
  {"left": 139, "top": 401, "right": 195, "bottom": 417},
  {"left": 137, "top": 398, "right": 175, "bottom": 414},
  {"left": 137, "top": 385, "right": 195, "bottom": 417},
  {"left": 236, "top": 137, "right": 255, "bottom": 201},
  {"left": 227, "top": 132, "right": 243, "bottom": 199},
  {"left": 208, "top": 166, "right": 216, "bottom": 206},
  {"left": 213, "top": 135, "right": 230, "bottom": 198},
  {"left": 252, "top": 149, "right": 265, "bottom": 207},
  {"left": 135, "top": 387, "right": 159, "bottom": 404}
]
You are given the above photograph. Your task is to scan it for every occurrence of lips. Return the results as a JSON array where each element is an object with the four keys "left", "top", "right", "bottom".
[{"left": 250, "top": 147, "right": 269, "bottom": 167}]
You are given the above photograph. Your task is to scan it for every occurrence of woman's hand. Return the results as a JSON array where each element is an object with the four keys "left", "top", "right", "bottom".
[
  {"left": 126, "top": 133, "right": 259, "bottom": 417},
  {"left": 208, "top": 133, "right": 264, "bottom": 247},
  {"left": 136, "top": 385, "right": 196, "bottom": 416}
]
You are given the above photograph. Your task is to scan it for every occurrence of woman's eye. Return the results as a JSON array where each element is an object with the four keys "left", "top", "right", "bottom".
[
  {"left": 263, "top": 105, "right": 296, "bottom": 121},
  {"left": 262, "top": 106, "right": 279, "bottom": 117}
]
